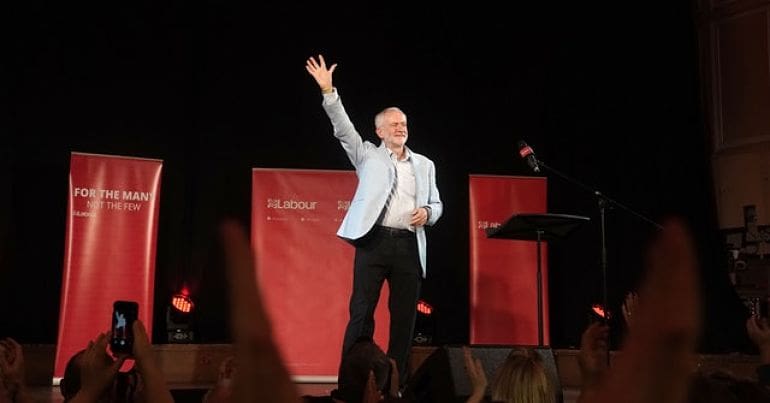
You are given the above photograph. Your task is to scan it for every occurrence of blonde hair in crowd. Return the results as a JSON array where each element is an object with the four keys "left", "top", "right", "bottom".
[{"left": 490, "top": 348, "right": 555, "bottom": 403}]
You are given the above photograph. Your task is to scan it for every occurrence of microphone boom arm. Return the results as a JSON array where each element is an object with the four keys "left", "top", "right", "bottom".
[
  {"left": 537, "top": 160, "right": 663, "bottom": 230},
  {"left": 533, "top": 156, "right": 661, "bottom": 365}
]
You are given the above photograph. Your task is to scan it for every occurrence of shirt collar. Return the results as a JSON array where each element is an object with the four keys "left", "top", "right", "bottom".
[{"left": 382, "top": 144, "right": 412, "bottom": 161}]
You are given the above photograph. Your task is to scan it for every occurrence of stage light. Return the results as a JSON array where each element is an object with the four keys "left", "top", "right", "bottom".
[
  {"left": 172, "top": 294, "right": 194, "bottom": 313},
  {"left": 166, "top": 290, "right": 195, "bottom": 343},
  {"left": 414, "top": 299, "right": 435, "bottom": 345},
  {"left": 417, "top": 300, "right": 433, "bottom": 315}
]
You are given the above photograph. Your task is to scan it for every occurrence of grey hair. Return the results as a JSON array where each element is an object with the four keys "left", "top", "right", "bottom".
[{"left": 374, "top": 107, "right": 406, "bottom": 129}]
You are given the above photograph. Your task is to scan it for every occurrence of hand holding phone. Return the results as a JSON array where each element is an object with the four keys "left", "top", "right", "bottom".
[{"left": 111, "top": 300, "right": 139, "bottom": 355}]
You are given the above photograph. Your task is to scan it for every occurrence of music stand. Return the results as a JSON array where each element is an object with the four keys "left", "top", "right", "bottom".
[{"left": 486, "top": 213, "right": 590, "bottom": 346}]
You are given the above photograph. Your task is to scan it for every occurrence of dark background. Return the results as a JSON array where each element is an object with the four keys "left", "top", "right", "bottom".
[{"left": 1, "top": 2, "right": 752, "bottom": 351}]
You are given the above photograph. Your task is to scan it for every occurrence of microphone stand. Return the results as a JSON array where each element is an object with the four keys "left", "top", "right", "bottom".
[{"left": 535, "top": 159, "right": 662, "bottom": 365}]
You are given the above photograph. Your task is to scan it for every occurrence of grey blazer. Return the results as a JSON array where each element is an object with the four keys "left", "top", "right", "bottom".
[{"left": 322, "top": 89, "right": 443, "bottom": 277}]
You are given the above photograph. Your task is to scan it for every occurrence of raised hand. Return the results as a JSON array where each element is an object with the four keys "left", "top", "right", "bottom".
[
  {"left": 203, "top": 356, "right": 237, "bottom": 403},
  {"left": 130, "top": 320, "right": 153, "bottom": 363},
  {"left": 577, "top": 218, "right": 700, "bottom": 403},
  {"left": 0, "top": 337, "right": 31, "bottom": 403},
  {"left": 622, "top": 291, "right": 639, "bottom": 330},
  {"left": 131, "top": 320, "right": 174, "bottom": 403},
  {"left": 74, "top": 333, "right": 126, "bottom": 402},
  {"left": 0, "top": 338, "right": 25, "bottom": 388},
  {"left": 577, "top": 322, "right": 609, "bottom": 389},
  {"left": 463, "top": 346, "right": 487, "bottom": 403},
  {"left": 362, "top": 370, "right": 382, "bottom": 403},
  {"left": 220, "top": 220, "right": 300, "bottom": 403},
  {"left": 305, "top": 54, "right": 337, "bottom": 92},
  {"left": 387, "top": 358, "right": 400, "bottom": 399}
]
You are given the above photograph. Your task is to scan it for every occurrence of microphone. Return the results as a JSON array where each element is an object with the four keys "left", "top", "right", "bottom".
[{"left": 517, "top": 141, "right": 541, "bottom": 172}]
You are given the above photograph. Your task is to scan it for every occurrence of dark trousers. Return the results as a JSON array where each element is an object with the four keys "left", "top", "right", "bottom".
[{"left": 340, "top": 226, "right": 422, "bottom": 386}]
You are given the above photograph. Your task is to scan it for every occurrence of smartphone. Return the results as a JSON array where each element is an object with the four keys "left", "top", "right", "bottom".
[{"left": 111, "top": 300, "right": 139, "bottom": 355}]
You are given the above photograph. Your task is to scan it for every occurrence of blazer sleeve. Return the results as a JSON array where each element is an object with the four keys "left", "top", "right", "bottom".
[
  {"left": 425, "top": 159, "right": 443, "bottom": 226},
  {"left": 322, "top": 89, "right": 367, "bottom": 168}
]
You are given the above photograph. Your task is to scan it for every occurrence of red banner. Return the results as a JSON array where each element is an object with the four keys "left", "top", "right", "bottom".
[
  {"left": 252, "top": 169, "right": 390, "bottom": 380},
  {"left": 469, "top": 175, "right": 548, "bottom": 345},
  {"left": 54, "top": 152, "right": 163, "bottom": 382}
]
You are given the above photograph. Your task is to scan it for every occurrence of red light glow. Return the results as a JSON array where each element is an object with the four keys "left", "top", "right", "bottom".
[
  {"left": 591, "top": 304, "right": 610, "bottom": 319},
  {"left": 172, "top": 294, "right": 194, "bottom": 313},
  {"left": 417, "top": 300, "right": 433, "bottom": 315}
]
